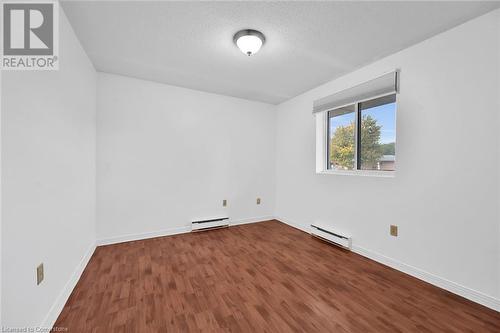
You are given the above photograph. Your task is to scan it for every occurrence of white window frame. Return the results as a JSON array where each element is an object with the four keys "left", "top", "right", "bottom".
[{"left": 316, "top": 92, "right": 397, "bottom": 177}]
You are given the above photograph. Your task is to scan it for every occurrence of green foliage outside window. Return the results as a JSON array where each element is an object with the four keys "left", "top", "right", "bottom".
[{"left": 330, "top": 115, "right": 391, "bottom": 169}]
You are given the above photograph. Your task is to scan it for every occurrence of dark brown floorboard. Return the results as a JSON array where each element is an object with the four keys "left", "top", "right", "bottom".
[{"left": 54, "top": 220, "right": 500, "bottom": 332}]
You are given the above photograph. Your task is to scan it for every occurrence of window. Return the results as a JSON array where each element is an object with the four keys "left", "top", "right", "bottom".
[
  {"left": 359, "top": 95, "right": 396, "bottom": 171},
  {"left": 314, "top": 71, "right": 398, "bottom": 176},
  {"left": 324, "top": 94, "right": 396, "bottom": 174},
  {"left": 327, "top": 105, "right": 356, "bottom": 170}
]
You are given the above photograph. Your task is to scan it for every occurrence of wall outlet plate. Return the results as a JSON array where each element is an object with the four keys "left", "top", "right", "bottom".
[
  {"left": 256, "top": 198, "right": 261, "bottom": 205},
  {"left": 222, "top": 199, "right": 227, "bottom": 207},
  {"left": 37, "top": 263, "right": 44, "bottom": 285},
  {"left": 390, "top": 225, "right": 398, "bottom": 237}
]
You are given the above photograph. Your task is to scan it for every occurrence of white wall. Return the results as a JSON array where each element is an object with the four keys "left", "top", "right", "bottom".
[
  {"left": 275, "top": 8, "right": 500, "bottom": 306},
  {"left": 498, "top": 18, "right": 500, "bottom": 302},
  {"left": 96, "top": 73, "right": 275, "bottom": 241},
  {"left": 1, "top": 9, "right": 96, "bottom": 328},
  {"left": 0, "top": 67, "right": 2, "bottom": 328}
]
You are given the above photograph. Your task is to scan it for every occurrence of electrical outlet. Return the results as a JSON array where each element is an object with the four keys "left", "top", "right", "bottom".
[
  {"left": 390, "top": 225, "right": 398, "bottom": 237},
  {"left": 37, "top": 263, "right": 44, "bottom": 285},
  {"left": 256, "top": 198, "right": 261, "bottom": 205},
  {"left": 222, "top": 199, "right": 227, "bottom": 207}
]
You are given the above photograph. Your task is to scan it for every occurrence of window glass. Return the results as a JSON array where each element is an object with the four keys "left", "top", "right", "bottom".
[
  {"left": 327, "top": 104, "right": 356, "bottom": 170},
  {"left": 359, "top": 95, "right": 396, "bottom": 171}
]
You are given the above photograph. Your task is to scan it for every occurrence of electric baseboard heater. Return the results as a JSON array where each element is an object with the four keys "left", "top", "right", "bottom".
[
  {"left": 310, "top": 223, "right": 351, "bottom": 250},
  {"left": 191, "top": 217, "right": 229, "bottom": 232}
]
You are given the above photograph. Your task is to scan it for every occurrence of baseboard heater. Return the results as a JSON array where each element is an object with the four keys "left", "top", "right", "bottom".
[
  {"left": 310, "top": 223, "right": 351, "bottom": 250},
  {"left": 191, "top": 217, "right": 229, "bottom": 232}
]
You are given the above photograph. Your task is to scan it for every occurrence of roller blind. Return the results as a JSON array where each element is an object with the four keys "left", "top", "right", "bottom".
[{"left": 313, "top": 71, "right": 399, "bottom": 114}]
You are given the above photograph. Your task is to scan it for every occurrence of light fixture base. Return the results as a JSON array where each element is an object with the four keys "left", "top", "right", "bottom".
[{"left": 233, "top": 29, "right": 266, "bottom": 45}]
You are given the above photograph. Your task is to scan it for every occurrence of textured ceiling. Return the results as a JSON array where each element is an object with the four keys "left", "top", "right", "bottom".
[{"left": 61, "top": 1, "right": 500, "bottom": 104}]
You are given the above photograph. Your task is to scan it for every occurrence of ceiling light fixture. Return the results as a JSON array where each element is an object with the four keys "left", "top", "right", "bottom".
[{"left": 233, "top": 29, "right": 265, "bottom": 56}]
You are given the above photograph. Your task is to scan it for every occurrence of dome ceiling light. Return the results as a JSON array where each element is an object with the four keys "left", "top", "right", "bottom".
[{"left": 233, "top": 29, "right": 266, "bottom": 56}]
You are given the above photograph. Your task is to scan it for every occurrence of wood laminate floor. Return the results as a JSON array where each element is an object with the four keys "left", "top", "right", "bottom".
[{"left": 55, "top": 220, "right": 500, "bottom": 332}]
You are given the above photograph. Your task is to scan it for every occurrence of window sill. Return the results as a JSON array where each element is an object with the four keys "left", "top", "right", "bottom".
[{"left": 317, "top": 170, "right": 395, "bottom": 178}]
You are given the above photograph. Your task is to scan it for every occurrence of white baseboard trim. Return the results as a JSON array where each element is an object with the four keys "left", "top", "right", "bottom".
[
  {"left": 41, "top": 243, "right": 96, "bottom": 329},
  {"left": 96, "top": 216, "right": 276, "bottom": 246},
  {"left": 230, "top": 215, "right": 276, "bottom": 226},
  {"left": 276, "top": 216, "right": 310, "bottom": 233},
  {"left": 96, "top": 225, "right": 191, "bottom": 246},
  {"left": 275, "top": 216, "right": 500, "bottom": 312},
  {"left": 352, "top": 245, "right": 500, "bottom": 311}
]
